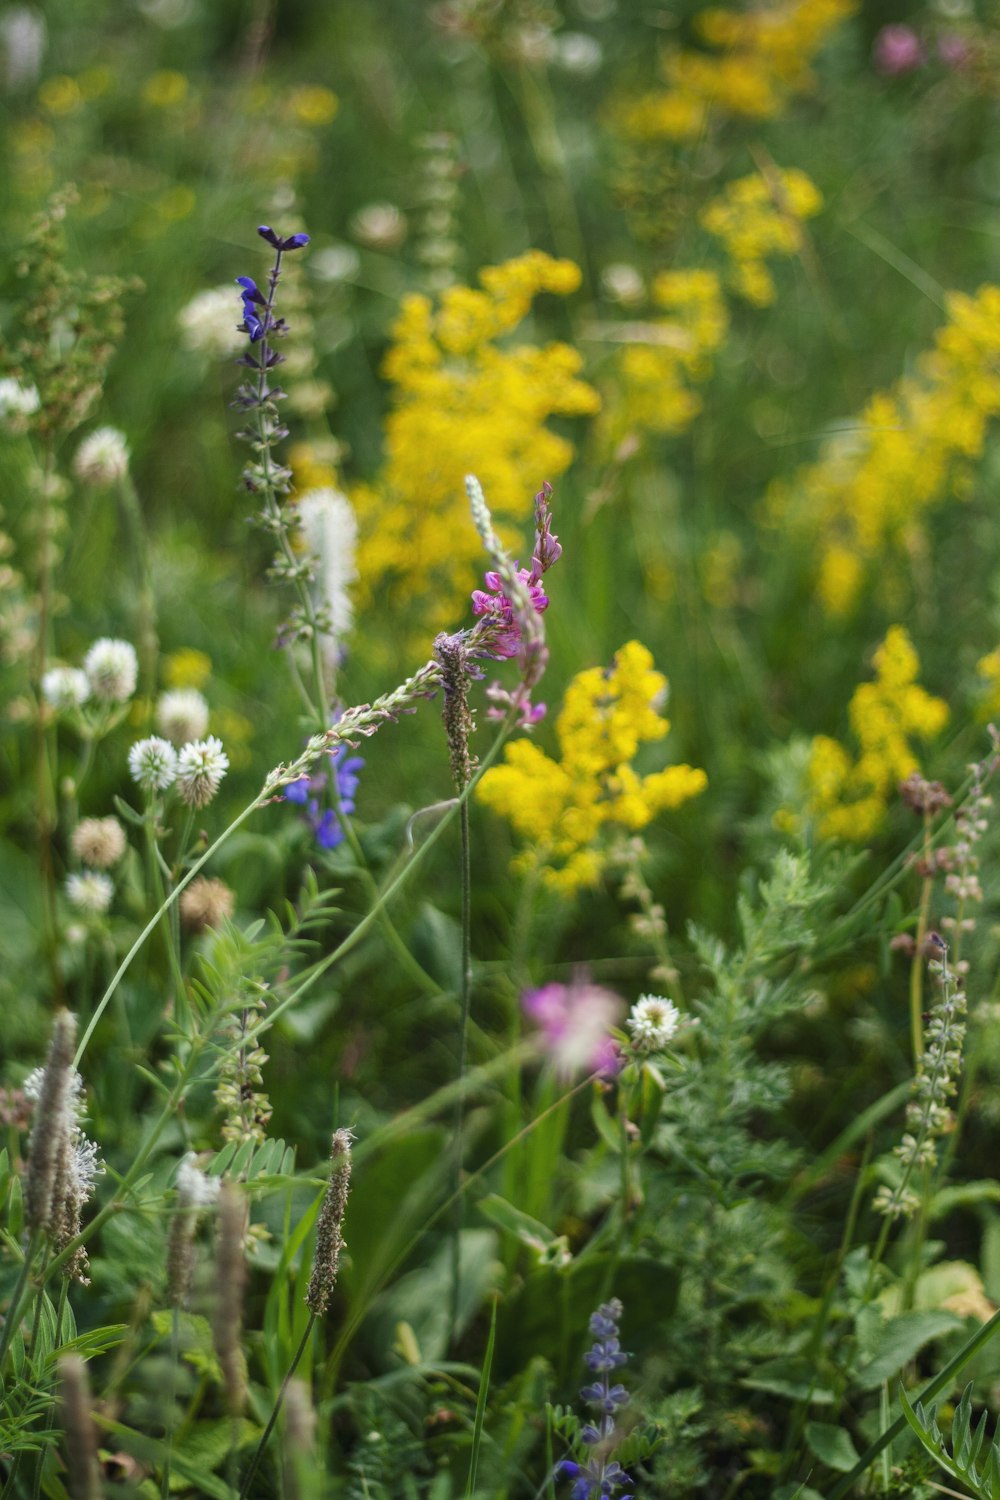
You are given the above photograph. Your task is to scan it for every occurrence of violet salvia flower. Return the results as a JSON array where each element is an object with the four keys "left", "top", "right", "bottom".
[
  {"left": 286, "top": 746, "right": 364, "bottom": 849},
  {"left": 236, "top": 275, "right": 268, "bottom": 343},
  {"left": 557, "top": 1299, "right": 633, "bottom": 1499},
  {"left": 258, "top": 225, "right": 311, "bottom": 251}
]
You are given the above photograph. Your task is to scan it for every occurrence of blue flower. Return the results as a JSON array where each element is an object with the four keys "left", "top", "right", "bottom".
[
  {"left": 236, "top": 275, "right": 268, "bottom": 342},
  {"left": 284, "top": 749, "right": 364, "bottom": 850},
  {"left": 556, "top": 1299, "right": 633, "bottom": 1499},
  {"left": 257, "top": 226, "right": 311, "bottom": 252}
]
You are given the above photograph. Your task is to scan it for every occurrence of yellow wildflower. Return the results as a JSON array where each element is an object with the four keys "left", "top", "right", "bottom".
[
  {"left": 38, "top": 75, "right": 83, "bottom": 116},
  {"left": 287, "top": 84, "right": 339, "bottom": 126},
  {"left": 350, "top": 250, "right": 599, "bottom": 617},
  {"left": 164, "top": 648, "right": 212, "bottom": 691},
  {"left": 142, "top": 71, "right": 188, "bottom": 108},
  {"left": 975, "top": 648, "right": 1000, "bottom": 720},
  {"left": 598, "top": 267, "right": 729, "bottom": 451},
  {"left": 766, "top": 283, "right": 1000, "bottom": 614},
  {"left": 700, "top": 167, "right": 822, "bottom": 307},
  {"left": 477, "top": 640, "right": 708, "bottom": 893},
  {"left": 804, "top": 626, "right": 948, "bottom": 841},
  {"left": 616, "top": 0, "right": 856, "bottom": 140}
]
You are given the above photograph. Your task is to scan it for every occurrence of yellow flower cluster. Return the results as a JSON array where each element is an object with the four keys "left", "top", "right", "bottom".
[
  {"left": 975, "top": 647, "right": 1000, "bottom": 720},
  {"left": 765, "top": 284, "right": 1000, "bottom": 614},
  {"left": 599, "top": 269, "right": 729, "bottom": 450},
  {"left": 618, "top": 0, "right": 856, "bottom": 140},
  {"left": 805, "top": 626, "right": 948, "bottom": 842},
  {"left": 350, "top": 251, "right": 599, "bottom": 613},
  {"left": 700, "top": 168, "right": 822, "bottom": 306},
  {"left": 477, "top": 640, "right": 708, "bottom": 893}
]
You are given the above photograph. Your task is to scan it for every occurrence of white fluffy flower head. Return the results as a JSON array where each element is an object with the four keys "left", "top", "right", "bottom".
[
  {"left": 296, "top": 487, "right": 357, "bottom": 659},
  {"left": 0, "top": 377, "right": 40, "bottom": 425},
  {"left": 176, "top": 1154, "right": 221, "bottom": 1207},
  {"left": 41, "top": 667, "right": 91, "bottom": 711},
  {"left": 71, "top": 817, "right": 127, "bottom": 869},
  {"left": 65, "top": 871, "right": 113, "bottom": 914},
  {"left": 74, "top": 427, "right": 130, "bottom": 486},
  {"left": 627, "top": 994, "right": 680, "bottom": 1052},
  {"left": 84, "top": 638, "right": 138, "bottom": 703},
  {"left": 128, "top": 736, "right": 178, "bottom": 791},
  {"left": 155, "top": 687, "right": 210, "bottom": 746},
  {"left": 175, "top": 735, "right": 229, "bottom": 807},
  {"left": 178, "top": 285, "right": 247, "bottom": 359}
]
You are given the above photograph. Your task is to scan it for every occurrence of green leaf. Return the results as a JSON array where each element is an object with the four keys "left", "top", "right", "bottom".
[
  {"left": 805, "top": 1421, "right": 861, "bottom": 1473},
  {"left": 742, "top": 1359, "right": 835, "bottom": 1404},
  {"left": 852, "top": 1311, "right": 963, "bottom": 1390},
  {"left": 589, "top": 1092, "right": 624, "bottom": 1153},
  {"left": 477, "top": 1194, "right": 570, "bottom": 1263}
]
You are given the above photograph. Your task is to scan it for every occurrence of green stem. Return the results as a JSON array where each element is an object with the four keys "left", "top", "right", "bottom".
[
  {"left": 449, "top": 793, "right": 473, "bottom": 1347},
  {"left": 827, "top": 1306, "right": 1000, "bottom": 1500},
  {"left": 0, "top": 1232, "right": 41, "bottom": 1373},
  {"left": 238, "top": 1314, "right": 316, "bottom": 1500}
]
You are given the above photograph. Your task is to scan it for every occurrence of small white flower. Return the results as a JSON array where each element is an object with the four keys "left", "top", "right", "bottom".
[
  {"left": 296, "top": 487, "right": 357, "bottom": 660},
  {"left": 128, "top": 736, "right": 178, "bottom": 791},
  {"left": 72, "top": 1135, "right": 104, "bottom": 1202},
  {"left": 84, "top": 638, "right": 138, "bottom": 703},
  {"left": 155, "top": 687, "right": 210, "bottom": 746},
  {"left": 601, "top": 263, "right": 645, "bottom": 307},
  {"left": 73, "top": 427, "right": 130, "bottom": 486},
  {"left": 627, "top": 994, "right": 680, "bottom": 1051},
  {"left": 349, "top": 202, "right": 407, "bottom": 250},
  {"left": 71, "top": 817, "right": 127, "bottom": 869},
  {"left": 176, "top": 1154, "right": 221, "bottom": 1207},
  {"left": 177, "top": 285, "right": 246, "bottom": 359},
  {"left": 0, "top": 377, "right": 40, "bottom": 425},
  {"left": 175, "top": 735, "right": 229, "bottom": 807},
  {"left": 65, "top": 871, "right": 113, "bottom": 914},
  {"left": 554, "top": 31, "right": 603, "bottom": 75},
  {"left": 41, "top": 667, "right": 91, "bottom": 711}
]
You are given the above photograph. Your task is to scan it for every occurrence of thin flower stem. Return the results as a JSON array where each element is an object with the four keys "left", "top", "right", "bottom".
[
  {"left": 449, "top": 792, "right": 473, "bottom": 1347},
  {"left": 909, "top": 806, "right": 934, "bottom": 1062},
  {"left": 238, "top": 1314, "right": 316, "bottom": 1500}
]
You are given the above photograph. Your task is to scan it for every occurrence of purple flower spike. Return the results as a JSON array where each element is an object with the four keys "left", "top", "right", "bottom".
[
  {"left": 237, "top": 276, "right": 268, "bottom": 342},
  {"left": 257, "top": 226, "right": 311, "bottom": 251}
]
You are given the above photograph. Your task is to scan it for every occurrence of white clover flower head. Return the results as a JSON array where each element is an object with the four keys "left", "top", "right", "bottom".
[
  {"left": 71, "top": 816, "right": 127, "bottom": 869},
  {"left": 41, "top": 666, "right": 91, "bottom": 711},
  {"left": 176, "top": 1154, "right": 221, "bottom": 1207},
  {"left": 0, "top": 376, "right": 40, "bottom": 424},
  {"left": 128, "top": 735, "right": 178, "bottom": 791},
  {"left": 177, "top": 285, "right": 247, "bottom": 359},
  {"left": 627, "top": 994, "right": 681, "bottom": 1052},
  {"left": 84, "top": 637, "right": 138, "bottom": 703},
  {"left": 155, "top": 687, "right": 210, "bottom": 746},
  {"left": 65, "top": 871, "right": 113, "bottom": 914},
  {"left": 175, "top": 735, "right": 229, "bottom": 807},
  {"left": 73, "top": 426, "right": 130, "bottom": 486}
]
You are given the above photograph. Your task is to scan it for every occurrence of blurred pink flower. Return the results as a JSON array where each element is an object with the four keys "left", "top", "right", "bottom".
[
  {"left": 522, "top": 979, "right": 623, "bottom": 1077},
  {"left": 873, "top": 23, "right": 924, "bottom": 75},
  {"left": 937, "top": 32, "right": 970, "bottom": 69}
]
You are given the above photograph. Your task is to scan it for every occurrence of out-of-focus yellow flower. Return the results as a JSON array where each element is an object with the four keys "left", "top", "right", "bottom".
[
  {"left": 598, "top": 267, "right": 729, "bottom": 451},
  {"left": 78, "top": 66, "right": 113, "bottom": 101},
  {"left": 38, "top": 75, "right": 83, "bottom": 115},
  {"left": 211, "top": 707, "right": 253, "bottom": 769},
  {"left": 11, "top": 119, "right": 55, "bottom": 155},
  {"left": 478, "top": 640, "right": 708, "bottom": 892},
  {"left": 976, "top": 648, "right": 1000, "bottom": 720},
  {"left": 290, "top": 441, "right": 340, "bottom": 492},
  {"left": 156, "top": 185, "right": 196, "bottom": 221},
  {"left": 165, "top": 649, "right": 212, "bottom": 690},
  {"left": 351, "top": 249, "right": 599, "bottom": 616},
  {"left": 616, "top": 0, "right": 856, "bottom": 139},
  {"left": 802, "top": 626, "right": 948, "bottom": 841},
  {"left": 766, "top": 284, "right": 1000, "bottom": 614},
  {"left": 142, "top": 70, "right": 188, "bottom": 108},
  {"left": 287, "top": 84, "right": 339, "bottom": 126},
  {"left": 701, "top": 167, "right": 822, "bottom": 307}
]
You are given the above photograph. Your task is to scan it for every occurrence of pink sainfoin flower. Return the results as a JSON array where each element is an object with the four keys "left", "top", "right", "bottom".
[
  {"left": 937, "top": 32, "right": 970, "bottom": 69},
  {"left": 473, "top": 481, "right": 561, "bottom": 727},
  {"left": 522, "top": 978, "right": 623, "bottom": 1078},
  {"left": 873, "top": 23, "right": 924, "bottom": 75}
]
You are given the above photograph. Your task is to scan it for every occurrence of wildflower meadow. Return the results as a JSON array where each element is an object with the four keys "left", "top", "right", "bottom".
[{"left": 5, "top": 1, "right": 1000, "bottom": 1495}]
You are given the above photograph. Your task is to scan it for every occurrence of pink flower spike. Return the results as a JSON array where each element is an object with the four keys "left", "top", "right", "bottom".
[{"left": 522, "top": 979, "right": 624, "bottom": 1078}]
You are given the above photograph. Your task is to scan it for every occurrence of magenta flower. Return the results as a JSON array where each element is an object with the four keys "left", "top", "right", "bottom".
[
  {"left": 471, "top": 567, "right": 549, "bottom": 659},
  {"left": 522, "top": 979, "right": 623, "bottom": 1078},
  {"left": 873, "top": 23, "right": 924, "bottom": 75}
]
